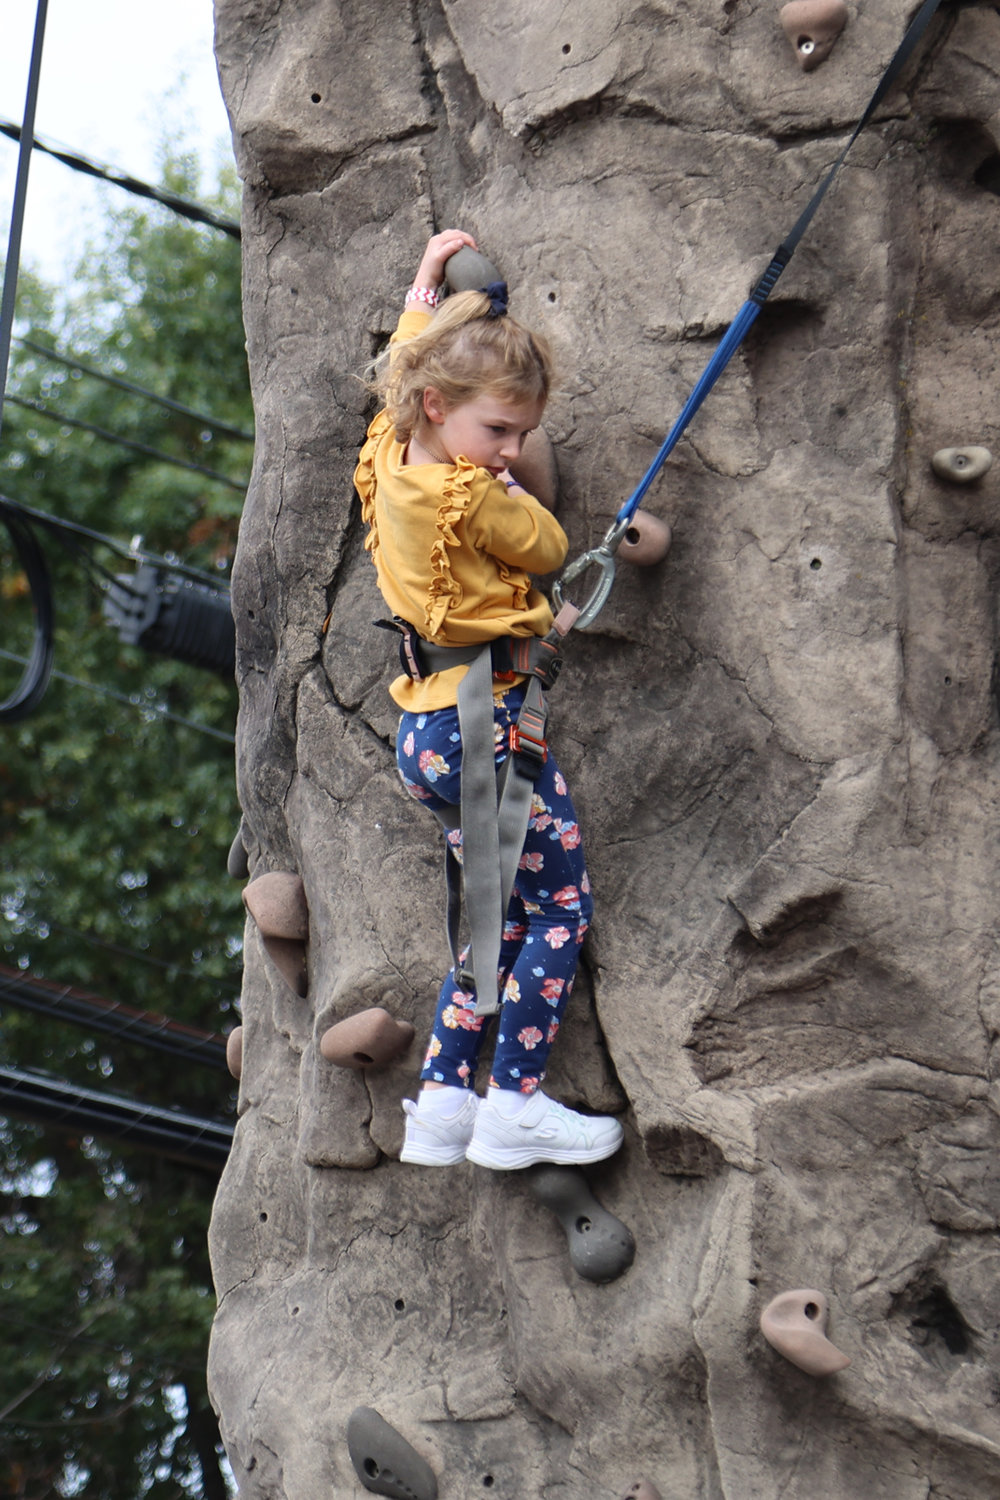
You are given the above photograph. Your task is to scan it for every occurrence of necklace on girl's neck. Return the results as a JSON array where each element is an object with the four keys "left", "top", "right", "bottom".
[{"left": 407, "top": 431, "right": 448, "bottom": 467}]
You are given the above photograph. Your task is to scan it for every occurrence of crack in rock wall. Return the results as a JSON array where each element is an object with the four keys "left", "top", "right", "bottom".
[{"left": 208, "top": 1, "right": 1000, "bottom": 1494}]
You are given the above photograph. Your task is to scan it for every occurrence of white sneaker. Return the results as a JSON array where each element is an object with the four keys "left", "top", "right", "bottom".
[
  {"left": 465, "top": 1089, "right": 624, "bottom": 1170},
  {"left": 400, "top": 1089, "right": 480, "bottom": 1166}
]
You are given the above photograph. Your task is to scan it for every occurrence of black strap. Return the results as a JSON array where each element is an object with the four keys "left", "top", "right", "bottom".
[{"left": 750, "top": 0, "right": 945, "bottom": 306}]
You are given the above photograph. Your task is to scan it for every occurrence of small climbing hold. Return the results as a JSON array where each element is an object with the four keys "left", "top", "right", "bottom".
[
  {"left": 619, "top": 1483, "right": 663, "bottom": 1500},
  {"left": 225, "top": 1025, "right": 243, "bottom": 1080},
  {"left": 511, "top": 427, "right": 560, "bottom": 512},
  {"left": 242, "top": 871, "right": 309, "bottom": 941},
  {"left": 227, "top": 827, "right": 249, "bottom": 879},
  {"left": 320, "top": 1007, "right": 415, "bottom": 1070},
  {"left": 444, "top": 246, "right": 503, "bottom": 295},
  {"left": 931, "top": 446, "right": 993, "bottom": 484},
  {"left": 779, "top": 0, "right": 848, "bottom": 70},
  {"left": 346, "top": 1406, "right": 439, "bottom": 1500},
  {"left": 760, "top": 1289, "right": 851, "bottom": 1376},
  {"left": 242, "top": 873, "right": 310, "bottom": 996},
  {"left": 619, "top": 512, "right": 672, "bottom": 568},
  {"left": 529, "top": 1164, "right": 636, "bottom": 1283}
]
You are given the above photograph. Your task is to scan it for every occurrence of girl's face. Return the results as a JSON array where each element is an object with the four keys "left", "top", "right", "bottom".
[{"left": 421, "top": 388, "right": 545, "bottom": 476}]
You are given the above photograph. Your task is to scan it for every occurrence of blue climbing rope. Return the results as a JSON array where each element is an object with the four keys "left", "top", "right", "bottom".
[{"left": 555, "top": 0, "right": 945, "bottom": 629}]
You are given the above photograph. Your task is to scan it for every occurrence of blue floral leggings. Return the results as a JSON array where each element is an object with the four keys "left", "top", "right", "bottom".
[{"left": 397, "top": 685, "right": 593, "bottom": 1094}]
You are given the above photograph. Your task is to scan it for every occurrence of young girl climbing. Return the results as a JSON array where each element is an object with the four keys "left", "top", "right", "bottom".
[{"left": 354, "top": 230, "right": 623, "bottom": 1172}]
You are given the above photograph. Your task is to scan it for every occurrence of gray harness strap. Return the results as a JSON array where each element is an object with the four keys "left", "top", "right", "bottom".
[
  {"left": 442, "top": 646, "right": 547, "bottom": 1016},
  {"left": 409, "top": 634, "right": 551, "bottom": 1018},
  {"left": 385, "top": 613, "right": 576, "bottom": 1019}
]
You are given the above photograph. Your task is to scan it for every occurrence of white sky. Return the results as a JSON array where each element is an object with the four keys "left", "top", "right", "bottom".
[{"left": 0, "top": 0, "right": 234, "bottom": 286}]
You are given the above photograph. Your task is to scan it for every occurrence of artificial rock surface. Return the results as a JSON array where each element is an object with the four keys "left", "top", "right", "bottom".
[{"left": 208, "top": 2, "right": 1000, "bottom": 1495}]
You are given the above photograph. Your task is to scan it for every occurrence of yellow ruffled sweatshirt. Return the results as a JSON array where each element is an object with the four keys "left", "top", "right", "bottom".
[{"left": 354, "top": 308, "right": 568, "bottom": 713}]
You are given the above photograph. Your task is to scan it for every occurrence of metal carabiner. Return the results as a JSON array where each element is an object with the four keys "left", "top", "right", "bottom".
[{"left": 552, "top": 515, "right": 632, "bottom": 631}]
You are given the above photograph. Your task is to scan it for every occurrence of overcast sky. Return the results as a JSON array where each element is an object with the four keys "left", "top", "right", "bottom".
[{"left": 0, "top": 0, "right": 233, "bottom": 285}]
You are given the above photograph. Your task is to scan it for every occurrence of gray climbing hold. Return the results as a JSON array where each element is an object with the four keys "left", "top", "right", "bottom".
[
  {"left": 444, "top": 246, "right": 503, "bottom": 295},
  {"left": 931, "top": 446, "right": 993, "bottom": 484},
  {"left": 619, "top": 1482, "right": 663, "bottom": 1500},
  {"left": 227, "top": 827, "right": 249, "bottom": 879},
  {"left": 346, "top": 1407, "right": 438, "bottom": 1500},
  {"left": 529, "top": 1164, "right": 635, "bottom": 1283}
]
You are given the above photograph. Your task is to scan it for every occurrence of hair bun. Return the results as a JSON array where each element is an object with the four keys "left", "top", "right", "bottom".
[{"left": 482, "top": 281, "right": 509, "bottom": 318}]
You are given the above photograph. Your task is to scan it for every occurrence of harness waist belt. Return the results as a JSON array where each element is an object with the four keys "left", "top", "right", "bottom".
[{"left": 375, "top": 617, "right": 563, "bottom": 688}]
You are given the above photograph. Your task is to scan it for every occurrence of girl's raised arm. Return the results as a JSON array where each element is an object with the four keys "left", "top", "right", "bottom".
[{"left": 406, "top": 230, "right": 478, "bottom": 308}]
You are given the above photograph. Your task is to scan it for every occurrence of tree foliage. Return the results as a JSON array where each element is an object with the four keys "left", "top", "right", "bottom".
[{"left": 0, "top": 149, "right": 248, "bottom": 1498}]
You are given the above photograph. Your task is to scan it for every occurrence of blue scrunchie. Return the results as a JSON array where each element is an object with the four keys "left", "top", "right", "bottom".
[{"left": 482, "top": 281, "right": 509, "bottom": 318}]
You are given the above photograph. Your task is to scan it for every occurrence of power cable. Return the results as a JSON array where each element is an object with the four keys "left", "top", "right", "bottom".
[
  {"left": 15, "top": 337, "right": 254, "bottom": 443},
  {"left": 3, "top": 392, "right": 248, "bottom": 491},
  {"left": 0, "top": 646, "right": 235, "bottom": 741},
  {"left": 0, "top": 493, "right": 237, "bottom": 719},
  {"left": 0, "top": 0, "right": 48, "bottom": 450},
  {"left": 0, "top": 498, "right": 52, "bottom": 721},
  {"left": 0, "top": 964, "right": 231, "bottom": 1070},
  {"left": 0, "top": 493, "right": 228, "bottom": 587},
  {"left": 0, "top": 1064, "right": 233, "bottom": 1173},
  {"left": 0, "top": 120, "right": 241, "bottom": 240}
]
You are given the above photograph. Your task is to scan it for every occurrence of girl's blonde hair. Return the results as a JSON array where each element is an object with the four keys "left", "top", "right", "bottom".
[{"left": 377, "top": 290, "right": 554, "bottom": 443}]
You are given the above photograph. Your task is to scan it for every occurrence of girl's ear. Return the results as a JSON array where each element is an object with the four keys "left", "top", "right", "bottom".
[{"left": 422, "top": 386, "right": 449, "bottom": 426}]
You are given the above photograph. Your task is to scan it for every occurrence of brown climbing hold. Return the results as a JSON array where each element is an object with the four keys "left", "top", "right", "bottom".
[
  {"left": 931, "top": 446, "right": 993, "bottom": 484},
  {"left": 760, "top": 1288, "right": 851, "bottom": 1376},
  {"left": 242, "top": 871, "right": 309, "bottom": 940},
  {"left": 780, "top": 0, "right": 848, "bottom": 70},
  {"left": 511, "top": 427, "right": 560, "bottom": 511},
  {"left": 242, "top": 874, "right": 310, "bottom": 996},
  {"left": 619, "top": 512, "right": 672, "bottom": 567},
  {"left": 320, "top": 1007, "right": 415, "bottom": 1069},
  {"left": 619, "top": 1483, "right": 663, "bottom": 1500},
  {"left": 225, "top": 1025, "right": 243, "bottom": 1080}
]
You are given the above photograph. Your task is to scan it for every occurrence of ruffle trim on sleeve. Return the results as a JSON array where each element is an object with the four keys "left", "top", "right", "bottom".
[
  {"left": 493, "top": 557, "right": 530, "bottom": 614},
  {"left": 425, "top": 456, "right": 477, "bottom": 636},
  {"left": 355, "top": 412, "right": 389, "bottom": 559}
]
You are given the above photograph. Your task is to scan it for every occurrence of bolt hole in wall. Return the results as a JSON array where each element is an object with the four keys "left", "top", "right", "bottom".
[
  {"left": 810, "top": 557, "right": 822, "bottom": 570},
  {"left": 311, "top": 92, "right": 321, "bottom": 103},
  {"left": 482, "top": 1478, "right": 494, "bottom": 1489},
  {"left": 974, "top": 153, "right": 1000, "bottom": 196},
  {"left": 562, "top": 42, "right": 571, "bottom": 53},
  {"left": 259, "top": 1211, "right": 268, "bottom": 1222},
  {"left": 394, "top": 1298, "right": 405, "bottom": 1312}
]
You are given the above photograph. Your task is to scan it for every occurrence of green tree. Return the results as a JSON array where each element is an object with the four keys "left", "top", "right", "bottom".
[{"left": 0, "top": 149, "right": 249, "bottom": 1497}]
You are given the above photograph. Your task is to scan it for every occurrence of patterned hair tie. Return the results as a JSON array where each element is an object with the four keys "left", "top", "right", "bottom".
[{"left": 482, "top": 281, "right": 509, "bottom": 318}]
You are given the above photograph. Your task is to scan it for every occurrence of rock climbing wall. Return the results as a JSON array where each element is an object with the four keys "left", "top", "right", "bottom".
[{"left": 207, "top": 1, "right": 1000, "bottom": 1495}]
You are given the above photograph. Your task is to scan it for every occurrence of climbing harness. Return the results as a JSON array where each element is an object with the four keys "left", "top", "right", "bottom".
[
  {"left": 553, "top": 0, "right": 946, "bottom": 632},
  {"left": 380, "top": 608, "right": 576, "bottom": 1016},
  {"left": 381, "top": 0, "right": 945, "bottom": 1013}
]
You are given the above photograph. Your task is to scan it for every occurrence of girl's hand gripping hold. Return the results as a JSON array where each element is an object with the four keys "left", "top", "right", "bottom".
[{"left": 409, "top": 230, "right": 478, "bottom": 305}]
